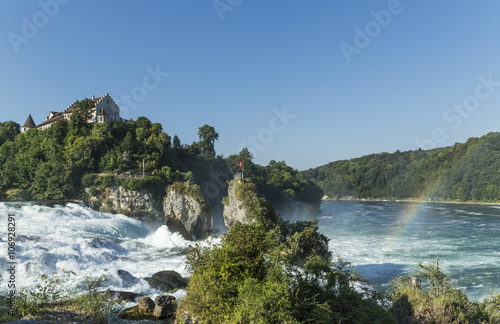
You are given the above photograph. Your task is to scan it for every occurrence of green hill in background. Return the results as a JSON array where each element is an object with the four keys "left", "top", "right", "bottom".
[{"left": 303, "top": 132, "right": 500, "bottom": 202}]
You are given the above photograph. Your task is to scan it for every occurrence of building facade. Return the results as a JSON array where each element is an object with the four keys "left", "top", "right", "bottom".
[{"left": 22, "top": 93, "right": 122, "bottom": 132}]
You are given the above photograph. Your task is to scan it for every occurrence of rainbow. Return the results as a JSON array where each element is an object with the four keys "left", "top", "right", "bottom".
[{"left": 383, "top": 181, "right": 443, "bottom": 248}]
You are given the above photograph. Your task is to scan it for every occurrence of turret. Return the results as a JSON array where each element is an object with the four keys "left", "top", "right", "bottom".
[{"left": 21, "top": 114, "right": 37, "bottom": 133}]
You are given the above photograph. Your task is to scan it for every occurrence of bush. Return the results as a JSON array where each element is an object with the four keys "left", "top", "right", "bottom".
[
  {"left": 82, "top": 173, "right": 98, "bottom": 188},
  {"left": 389, "top": 261, "right": 486, "bottom": 323},
  {"left": 0, "top": 271, "right": 123, "bottom": 324},
  {"left": 482, "top": 293, "right": 500, "bottom": 322},
  {"left": 99, "top": 175, "right": 122, "bottom": 189},
  {"left": 180, "top": 220, "right": 394, "bottom": 323},
  {"left": 123, "top": 176, "right": 166, "bottom": 200}
]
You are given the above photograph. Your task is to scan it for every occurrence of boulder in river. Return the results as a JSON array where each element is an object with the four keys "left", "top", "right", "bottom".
[{"left": 145, "top": 270, "right": 187, "bottom": 292}]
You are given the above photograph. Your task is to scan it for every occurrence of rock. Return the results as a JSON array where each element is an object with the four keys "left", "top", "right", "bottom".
[
  {"left": 145, "top": 270, "right": 187, "bottom": 292},
  {"left": 153, "top": 295, "right": 177, "bottom": 319},
  {"left": 119, "top": 296, "right": 157, "bottom": 320},
  {"left": 118, "top": 305, "right": 156, "bottom": 320},
  {"left": 163, "top": 182, "right": 211, "bottom": 240},
  {"left": 86, "top": 185, "right": 162, "bottom": 220},
  {"left": 88, "top": 237, "right": 106, "bottom": 248},
  {"left": 137, "top": 296, "right": 155, "bottom": 314},
  {"left": 222, "top": 178, "right": 276, "bottom": 230},
  {"left": 223, "top": 179, "right": 249, "bottom": 230},
  {"left": 117, "top": 269, "right": 140, "bottom": 288},
  {"left": 105, "top": 290, "right": 143, "bottom": 302}
]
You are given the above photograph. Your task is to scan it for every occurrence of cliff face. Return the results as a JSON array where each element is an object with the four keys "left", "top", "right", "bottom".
[
  {"left": 223, "top": 179, "right": 253, "bottom": 230},
  {"left": 163, "top": 183, "right": 211, "bottom": 240},
  {"left": 86, "top": 186, "right": 161, "bottom": 220}
]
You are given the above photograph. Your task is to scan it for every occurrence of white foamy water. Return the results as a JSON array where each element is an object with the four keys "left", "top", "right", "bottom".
[
  {"left": 0, "top": 202, "right": 216, "bottom": 299},
  {"left": 2, "top": 200, "right": 498, "bottom": 304}
]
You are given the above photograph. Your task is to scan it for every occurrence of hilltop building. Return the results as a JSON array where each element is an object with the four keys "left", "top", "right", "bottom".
[
  {"left": 21, "top": 114, "right": 37, "bottom": 132},
  {"left": 22, "top": 93, "right": 122, "bottom": 133}
]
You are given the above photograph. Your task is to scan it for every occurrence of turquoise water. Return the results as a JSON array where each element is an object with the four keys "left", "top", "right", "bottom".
[
  {"left": 316, "top": 201, "right": 500, "bottom": 301},
  {"left": 1, "top": 201, "right": 498, "bottom": 302}
]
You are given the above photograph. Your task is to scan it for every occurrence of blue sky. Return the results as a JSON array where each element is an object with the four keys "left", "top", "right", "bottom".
[{"left": 2, "top": 1, "right": 500, "bottom": 171}]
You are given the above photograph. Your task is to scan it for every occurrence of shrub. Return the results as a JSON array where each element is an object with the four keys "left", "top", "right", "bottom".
[
  {"left": 82, "top": 173, "right": 98, "bottom": 188},
  {"left": 389, "top": 261, "right": 486, "bottom": 323},
  {"left": 99, "top": 175, "right": 122, "bottom": 189},
  {"left": 482, "top": 293, "right": 500, "bottom": 322},
  {"left": 0, "top": 271, "right": 123, "bottom": 324},
  {"left": 123, "top": 176, "right": 166, "bottom": 201},
  {"left": 180, "top": 221, "right": 395, "bottom": 323}
]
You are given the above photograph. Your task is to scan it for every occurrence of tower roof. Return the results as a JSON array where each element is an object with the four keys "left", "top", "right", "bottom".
[{"left": 22, "top": 114, "right": 37, "bottom": 129}]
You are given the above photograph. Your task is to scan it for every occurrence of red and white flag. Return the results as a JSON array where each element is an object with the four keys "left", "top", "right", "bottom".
[{"left": 238, "top": 161, "right": 243, "bottom": 169}]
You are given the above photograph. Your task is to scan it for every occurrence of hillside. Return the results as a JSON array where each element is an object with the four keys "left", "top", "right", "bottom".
[
  {"left": 0, "top": 101, "right": 322, "bottom": 209},
  {"left": 303, "top": 132, "right": 500, "bottom": 202}
]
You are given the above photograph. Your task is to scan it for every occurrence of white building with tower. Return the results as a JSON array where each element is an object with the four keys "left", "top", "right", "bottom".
[{"left": 21, "top": 93, "right": 122, "bottom": 132}]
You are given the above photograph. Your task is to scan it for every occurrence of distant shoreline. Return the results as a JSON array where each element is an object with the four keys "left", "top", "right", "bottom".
[{"left": 322, "top": 197, "right": 500, "bottom": 206}]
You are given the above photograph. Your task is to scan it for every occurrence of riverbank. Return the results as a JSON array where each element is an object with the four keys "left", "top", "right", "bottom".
[{"left": 322, "top": 196, "right": 500, "bottom": 206}]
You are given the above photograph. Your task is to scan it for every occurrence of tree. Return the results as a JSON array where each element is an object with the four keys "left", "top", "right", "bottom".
[
  {"left": 197, "top": 124, "right": 219, "bottom": 157},
  {"left": 172, "top": 134, "right": 182, "bottom": 152},
  {"left": 121, "top": 131, "right": 135, "bottom": 152},
  {"left": 0, "top": 121, "right": 21, "bottom": 146},
  {"left": 47, "top": 119, "right": 69, "bottom": 144},
  {"left": 69, "top": 99, "right": 94, "bottom": 137}
]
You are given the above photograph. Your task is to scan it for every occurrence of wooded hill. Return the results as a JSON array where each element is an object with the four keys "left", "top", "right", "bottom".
[
  {"left": 0, "top": 99, "right": 322, "bottom": 208},
  {"left": 303, "top": 132, "right": 500, "bottom": 202}
]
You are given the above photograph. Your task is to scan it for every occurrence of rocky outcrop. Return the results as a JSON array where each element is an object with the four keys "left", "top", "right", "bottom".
[
  {"left": 86, "top": 186, "right": 161, "bottom": 220},
  {"left": 223, "top": 178, "right": 277, "bottom": 230},
  {"left": 163, "top": 182, "right": 211, "bottom": 240},
  {"left": 117, "top": 269, "right": 141, "bottom": 288},
  {"left": 104, "top": 290, "right": 142, "bottom": 302},
  {"left": 154, "top": 295, "right": 177, "bottom": 319},
  {"left": 119, "top": 295, "right": 177, "bottom": 320},
  {"left": 145, "top": 270, "right": 187, "bottom": 292},
  {"left": 223, "top": 179, "right": 252, "bottom": 230}
]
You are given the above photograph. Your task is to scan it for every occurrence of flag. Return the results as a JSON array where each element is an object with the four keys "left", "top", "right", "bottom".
[{"left": 238, "top": 161, "right": 243, "bottom": 169}]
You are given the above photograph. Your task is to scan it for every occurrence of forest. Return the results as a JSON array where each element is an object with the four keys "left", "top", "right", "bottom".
[
  {"left": 303, "top": 132, "right": 500, "bottom": 202},
  {"left": 0, "top": 98, "right": 322, "bottom": 208}
]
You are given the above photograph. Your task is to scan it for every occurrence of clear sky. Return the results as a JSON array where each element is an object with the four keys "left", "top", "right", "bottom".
[{"left": 1, "top": 1, "right": 500, "bottom": 171}]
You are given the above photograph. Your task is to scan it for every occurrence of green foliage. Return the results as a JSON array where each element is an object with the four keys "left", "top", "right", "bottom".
[
  {"left": 232, "top": 179, "right": 278, "bottom": 225},
  {"left": 71, "top": 275, "right": 124, "bottom": 324},
  {"left": 0, "top": 112, "right": 179, "bottom": 201},
  {"left": 0, "top": 270, "right": 123, "bottom": 323},
  {"left": 0, "top": 121, "right": 20, "bottom": 146},
  {"left": 227, "top": 150, "right": 324, "bottom": 208},
  {"left": 416, "top": 261, "right": 452, "bottom": 296},
  {"left": 278, "top": 218, "right": 331, "bottom": 262},
  {"left": 389, "top": 261, "right": 488, "bottom": 323},
  {"left": 97, "top": 175, "right": 122, "bottom": 190},
  {"left": 197, "top": 124, "right": 219, "bottom": 157},
  {"left": 69, "top": 99, "right": 94, "bottom": 137},
  {"left": 303, "top": 132, "right": 500, "bottom": 202},
  {"left": 181, "top": 220, "right": 394, "bottom": 323},
  {"left": 482, "top": 293, "right": 500, "bottom": 322}
]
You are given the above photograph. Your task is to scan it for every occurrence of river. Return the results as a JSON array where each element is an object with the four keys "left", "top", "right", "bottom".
[
  {"left": 317, "top": 200, "right": 500, "bottom": 301},
  {"left": 0, "top": 200, "right": 498, "bottom": 302}
]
